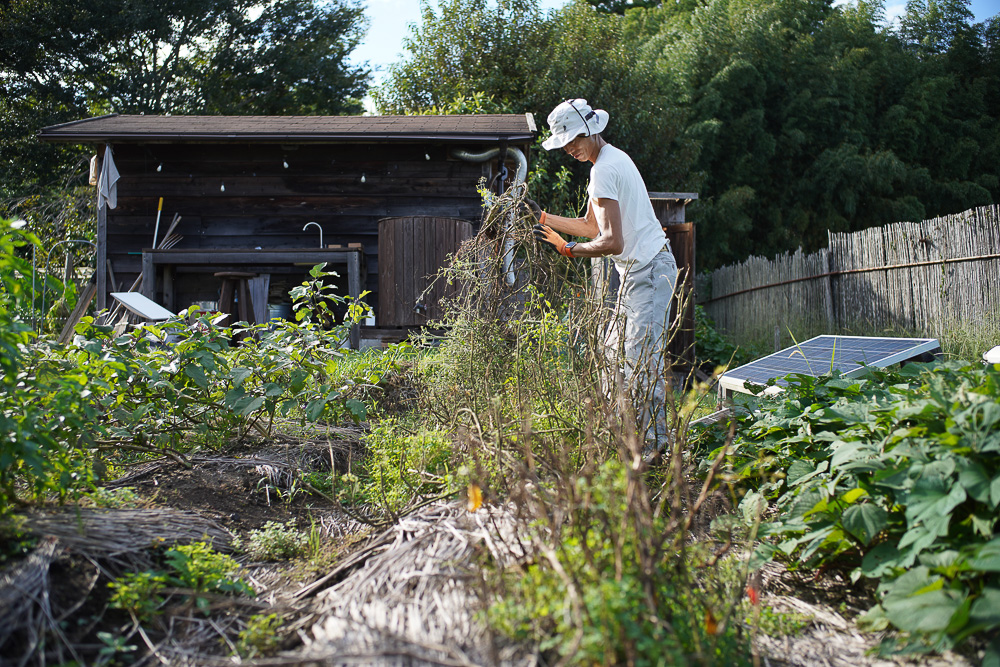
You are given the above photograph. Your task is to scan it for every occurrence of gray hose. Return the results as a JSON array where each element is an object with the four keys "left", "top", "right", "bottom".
[{"left": 450, "top": 147, "right": 527, "bottom": 285}]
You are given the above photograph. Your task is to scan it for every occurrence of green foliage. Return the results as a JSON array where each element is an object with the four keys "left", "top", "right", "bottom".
[
  {"left": 489, "top": 459, "right": 751, "bottom": 665},
  {"left": 0, "top": 219, "right": 97, "bottom": 513},
  {"left": 110, "top": 542, "right": 253, "bottom": 620},
  {"left": 651, "top": 0, "right": 998, "bottom": 269},
  {"left": 236, "top": 520, "right": 309, "bottom": 561},
  {"left": 373, "top": 0, "right": 552, "bottom": 114},
  {"left": 109, "top": 571, "right": 169, "bottom": 621},
  {"left": 705, "top": 361, "right": 1000, "bottom": 655},
  {"left": 235, "top": 613, "right": 284, "bottom": 658},
  {"left": 694, "top": 305, "right": 757, "bottom": 372},
  {"left": 0, "top": 256, "right": 372, "bottom": 514},
  {"left": 375, "top": 0, "right": 695, "bottom": 209},
  {"left": 165, "top": 542, "right": 253, "bottom": 596},
  {"left": 342, "top": 419, "right": 454, "bottom": 514}
]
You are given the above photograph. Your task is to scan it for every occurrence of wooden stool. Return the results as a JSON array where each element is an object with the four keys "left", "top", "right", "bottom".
[{"left": 214, "top": 271, "right": 258, "bottom": 328}]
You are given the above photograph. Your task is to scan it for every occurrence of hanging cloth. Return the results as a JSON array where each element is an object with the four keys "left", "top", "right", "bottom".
[{"left": 97, "top": 144, "right": 120, "bottom": 209}]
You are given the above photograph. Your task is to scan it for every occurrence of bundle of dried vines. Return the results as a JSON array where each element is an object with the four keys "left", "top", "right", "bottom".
[
  {"left": 25, "top": 507, "right": 233, "bottom": 560},
  {"left": 424, "top": 182, "right": 602, "bottom": 332}
]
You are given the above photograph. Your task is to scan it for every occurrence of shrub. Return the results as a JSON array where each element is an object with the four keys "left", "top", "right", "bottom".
[{"left": 704, "top": 361, "right": 1000, "bottom": 657}]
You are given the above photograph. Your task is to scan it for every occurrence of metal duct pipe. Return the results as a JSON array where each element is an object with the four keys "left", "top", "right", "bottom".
[
  {"left": 450, "top": 146, "right": 527, "bottom": 286},
  {"left": 450, "top": 146, "right": 528, "bottom": 185}
]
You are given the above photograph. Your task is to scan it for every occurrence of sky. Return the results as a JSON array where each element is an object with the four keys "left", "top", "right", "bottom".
[{"left": 352, "top": 0, "right": 1000, "bottom": 106}]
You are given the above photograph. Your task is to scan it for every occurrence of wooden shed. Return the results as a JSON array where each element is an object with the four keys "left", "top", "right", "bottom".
[{"left": 38, "top": 114, "right": 536, "bottom": 343}]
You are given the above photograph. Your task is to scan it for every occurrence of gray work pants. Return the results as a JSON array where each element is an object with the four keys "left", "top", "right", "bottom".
[{"left": 604, "top": 249, "right": 678, "bottom": 446}]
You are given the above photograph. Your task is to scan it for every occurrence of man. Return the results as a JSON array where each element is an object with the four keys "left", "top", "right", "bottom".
[{"left": 531, "top": 99, "right": 678, "bottom": 458}]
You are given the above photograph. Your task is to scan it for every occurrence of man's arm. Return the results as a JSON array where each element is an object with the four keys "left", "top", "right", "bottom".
[
  {"left": 542, "top": 208, "right": 599, "bottom": 238},
  {"left": 563, "top": 198, "right": 624, "bottom": 258}
]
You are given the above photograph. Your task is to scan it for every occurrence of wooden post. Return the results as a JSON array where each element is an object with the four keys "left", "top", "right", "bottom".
[
  {"left": 649, "top": 192, "right": 699, "bottom": 374},
  {"left": 96, "top": 199, "right": 107, "bottom": 310},
  {"left": 162, "top": 266, "right": 174, "bottom": 312},
  {"left": 141, "top": 251, "right": 154, "bottom": 300},
  {"left": 348, "top": 250, "right": 360, "bottom": 349}
]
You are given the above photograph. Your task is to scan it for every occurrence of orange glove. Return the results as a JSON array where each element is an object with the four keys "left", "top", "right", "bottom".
[{"left": 533, "top": 223, "right": 575, "bottom": 257}]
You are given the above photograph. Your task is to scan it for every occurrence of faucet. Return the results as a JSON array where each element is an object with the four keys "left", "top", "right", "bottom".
[{"left": 303, "top": 221, "right": 323, "bottom": 248}]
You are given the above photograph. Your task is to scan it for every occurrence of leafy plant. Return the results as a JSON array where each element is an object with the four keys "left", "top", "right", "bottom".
[
  {"left": 109, "top": 570, "right": 169, "bottom": 622},
  {"left": 236, "top": 520, "right": 309, "bottom": 561},
  {"left": 0, "top": 218, "right": 96, "bottom": 514},
  {"left": 339, "top": 418, "right": 454, "bottom": 515},
  {"left": 110, "top": 542, "right": 253, "bottom": 621},
  {"left": 235, "top": 613, "right": 284, "bottom": 658},
  {"left": 705, "top": 361, "right": 1000, "bottom": 656},
  {"left": 694, "top": 305, "right": 756, "bottom": 372}
]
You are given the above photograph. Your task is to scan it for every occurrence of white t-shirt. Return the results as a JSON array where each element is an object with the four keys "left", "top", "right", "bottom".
[{"left": 587, "top": 144, "right": 667, "bottom": 273}]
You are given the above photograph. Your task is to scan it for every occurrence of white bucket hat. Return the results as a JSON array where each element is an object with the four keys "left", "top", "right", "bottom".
[{"left": 541, "top": 99, "right": 609, "bottom": 150}]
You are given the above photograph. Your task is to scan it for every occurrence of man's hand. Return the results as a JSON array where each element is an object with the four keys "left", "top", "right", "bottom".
[
  {"left": 533, "top": 223, "right": 573, "bottom": 257},
  {"left": 521, "top": 197, "right": 543, "bottom": 223}
]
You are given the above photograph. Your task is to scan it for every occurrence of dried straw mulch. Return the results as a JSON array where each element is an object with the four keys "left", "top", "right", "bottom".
[{"left": 295, "top": 500, "right": 536, "bottom": 667}]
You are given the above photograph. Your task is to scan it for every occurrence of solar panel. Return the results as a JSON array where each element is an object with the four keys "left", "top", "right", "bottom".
[{"left": 719, "top": 335, "right": 941, "bottom": 397}]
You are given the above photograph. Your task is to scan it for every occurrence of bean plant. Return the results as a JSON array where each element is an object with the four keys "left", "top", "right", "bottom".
[{"left": 704, "top": 362, "right": 1000, "bottom": 657}]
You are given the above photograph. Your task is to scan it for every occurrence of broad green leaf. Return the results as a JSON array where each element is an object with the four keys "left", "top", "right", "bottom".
[
  {"left": 968, "top": 538, "right": 1000, "bottom": 572},
  {"left": 957, "top": 460, "right": 991, "bottom": 504},
  {"left": 231, "top": 367, "right": 253, "bottom": 387},
  {"left": 883, "top": 567, "right": 965, "bottom": 633},
  {"left": 862, "top": 543, "right": 902, "bottom": 578},
  {"left": 990, "top": 474, "right": 1000, "bottom": 508},
  {"left": 856, "top": 604, "right": 890, "bottom": 632},
  {"left": 345, "top": 398, "right": 366, "bottom": 422},
  {"left": 842, "top": 487, "right": 867, "bottom": 504},
  {"left": 897, "top": 526, "right": 936, "bottom": 566},
  {"left": 830, "top": 440, "right": 876, "bottom": 470},
  {"left": 305, "top": 398, "right": 326, "bottom": 421},
  {"left": 969, "top": 512, "right": 995, "bottom": 538},
  {"left": 787, "top": 459, "right": 815, "bottom": 485},
  {"left": 842, "top": 503, "right": 887, "bottom": 545},
  {"left": 905, "top": 477, "right": 966, "bottom": 537},
  {"left": 184, "top": 363, "right": 208, "bottom": 389},
  {"left": 971, "top": 588, "right": 1000, "bottom": 625},
  {"left": 238, "top": 397, "right": 265, "bottom": 416},
  {"left": 224, "top": 387, "right": 246, "bottom": 406}
]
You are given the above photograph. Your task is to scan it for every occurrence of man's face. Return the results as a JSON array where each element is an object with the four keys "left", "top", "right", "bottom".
[{"left": 562, "top": 134, "right": 590, "bottom": 162}]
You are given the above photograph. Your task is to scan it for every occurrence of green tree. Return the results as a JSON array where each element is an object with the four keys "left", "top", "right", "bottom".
[
  {"left": 373, "top": 0, "right": 552, "bottom": 114},
  {"left": 648, "top": 0, "right": 997, "bottom": 268},
  {"left": 376, "top": 0, "right": 696, "bottom": 214},
  {"left": 0, "top": 0, "right": 370, "bottom": 196}
]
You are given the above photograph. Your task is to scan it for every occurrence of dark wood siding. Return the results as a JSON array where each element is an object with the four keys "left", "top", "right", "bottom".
[
  {"left": 378, "top": 216, "right": 473, "bottom": 327},
  {"left": 105, "top": 142, "right": 492, "bottom": 315}
]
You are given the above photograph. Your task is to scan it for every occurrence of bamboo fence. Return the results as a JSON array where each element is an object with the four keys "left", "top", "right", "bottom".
[{"left": 698, "top": 206, "right": 1000, "bottom": 342}]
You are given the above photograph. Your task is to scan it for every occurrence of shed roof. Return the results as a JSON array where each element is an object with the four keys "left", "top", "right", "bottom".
[{"left": 38, "top": 113, "right": 538, "bottom": 144}]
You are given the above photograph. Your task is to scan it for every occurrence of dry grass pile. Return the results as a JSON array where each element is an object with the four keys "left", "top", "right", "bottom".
[{"left": 297, "top": 500, "right": 534, "bottom": 666}]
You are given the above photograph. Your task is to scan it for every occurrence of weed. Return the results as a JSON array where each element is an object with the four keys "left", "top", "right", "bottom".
[
  {"left": 109, "top": 542, "right": 252, "bottom": 621},
  {"left": 341, "top": 418, "right": 454, "bottom": 514},
  {"left": 87, "top": 486, "right": 141, "bottom": 509},
  {"left": 108, "top": 571, "right": 168, "bottom": 622},
  {"left": 236, "top": 520, "right": 309, "bottom": 561},
  {"left": 235, "top": 613, "right": 284, "bottom": 658}
]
